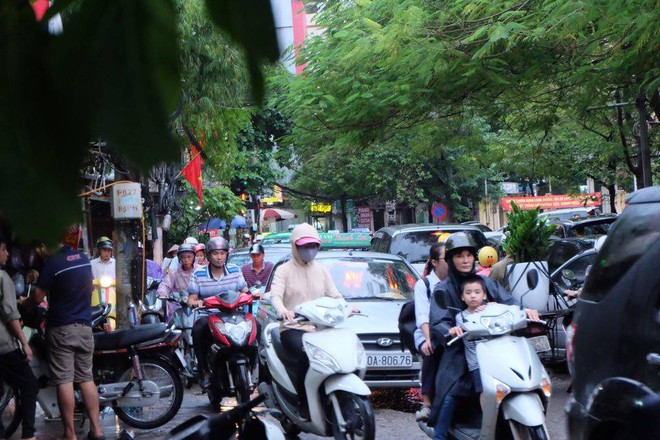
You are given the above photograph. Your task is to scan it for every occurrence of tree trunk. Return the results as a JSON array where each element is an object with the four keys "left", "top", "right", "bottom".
[
  {"left": 340, "top": 196, "right": 348, "bottom": 232},
  {"left": 607, "top": 183, "right": 617, "bottom": 214}
]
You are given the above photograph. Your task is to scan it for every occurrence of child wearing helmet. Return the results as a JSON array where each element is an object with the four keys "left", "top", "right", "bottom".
[{"left": 475, "top": 246, "right": 498, "bottom": 276}]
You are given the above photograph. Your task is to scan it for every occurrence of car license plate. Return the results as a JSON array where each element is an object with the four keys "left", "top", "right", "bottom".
[
  {"left": 366, "top": 352, "right": 413, "bottom": 368},
  {"left": 529, "top": 335, "right": 551, "bottom": 353}
]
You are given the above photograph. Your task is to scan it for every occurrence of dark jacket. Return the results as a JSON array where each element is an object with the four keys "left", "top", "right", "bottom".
[{"left": 427, "top": 272, "right": 515, "bottom": 425}]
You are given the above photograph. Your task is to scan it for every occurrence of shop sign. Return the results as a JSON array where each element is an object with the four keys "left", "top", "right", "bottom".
[
  {"left": 311, "top": 202, "right": 332, "bottom": 213},
  {"left": 111, "top": 182, "right": 142, "bottom": 219}
]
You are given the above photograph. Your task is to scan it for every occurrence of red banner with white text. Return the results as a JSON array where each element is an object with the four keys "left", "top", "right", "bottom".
[{"left": 501, "top": 193, "right": 601, "bottom": 211}]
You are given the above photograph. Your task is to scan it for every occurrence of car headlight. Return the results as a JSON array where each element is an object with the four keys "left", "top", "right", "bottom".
[
  {"left": 355, "top": 340, "right": 366, "bottom": 369},
  {"left": 480, "top": 312, "right": 514, "bottom": 335},
  {"left": 215, "top": 320, "right": 252, "bottom": 345},
  {"left": 304, "top": 341, "right": 341, "bottom": 372},
  {"left": 316, "top": 305, "right": 345, "bottom": 326}
]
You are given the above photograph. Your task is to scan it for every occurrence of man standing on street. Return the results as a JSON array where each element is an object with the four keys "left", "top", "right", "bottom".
[
  {"left": 0, "top": 238, "right": 38, "bottom": 440},
  {"left": 240, "top": 243, "right": 274, "bottom": 291},
  {"left": 29, "top": 228, "right": 105, "bottom": 440},
  {"left": 90, "top": 236, "right": 115, "bottom": 281}
]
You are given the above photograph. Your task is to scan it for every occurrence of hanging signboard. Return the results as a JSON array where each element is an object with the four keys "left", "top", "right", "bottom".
[
  {"left": 311, "top": 202, "right": 332, "bottom": 213},
  {"left": 354, "top": 206, "right": 373, "bottom": 229},
  {"left": 501, "top": 192, "right": 601, "bottom": 211}
]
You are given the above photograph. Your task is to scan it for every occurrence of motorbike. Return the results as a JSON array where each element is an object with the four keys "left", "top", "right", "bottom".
[
  {"left": 198, "top": 290, "right": 259, "bottom": 408},
  {"left": 418, "top": 274, "right": 552, "bottom": 440},
  {"left": 92, "top": 275, "right": 116, "bottom": 329},
  {"left": 258, "top": 296, "right": 376, "bottom": 440},
  {"left": 167, "top": 394, "right": 285, "bottom": 440},
  {"left": 0, "top": 321, "right": 185, "bottom": 436}
]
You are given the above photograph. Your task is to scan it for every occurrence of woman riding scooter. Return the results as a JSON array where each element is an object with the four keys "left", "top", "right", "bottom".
[
  {"left": 269, "top": 223, "right": 345, "bottom": 420},
  {"left": 428, "top": 232, "right": 541, "bottom": 439}
]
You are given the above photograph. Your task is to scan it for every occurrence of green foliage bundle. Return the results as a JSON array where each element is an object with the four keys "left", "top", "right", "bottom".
[
  {"left": 0, "top": 0, "right": 278, "bottom": 243},
  {"left": 502, "top": 202, "right": 556, "bottom": 263}
]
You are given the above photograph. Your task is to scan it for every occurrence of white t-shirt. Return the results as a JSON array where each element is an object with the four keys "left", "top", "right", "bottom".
[
  {"left": 413, "top": 271, "right": 441, "bottom": 349},
  {"left": 90, "top": 257, "right": 115, "bottom": 280}
]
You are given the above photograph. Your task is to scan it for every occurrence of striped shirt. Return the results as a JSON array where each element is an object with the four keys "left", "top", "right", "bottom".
[
  {"left": 188, "top": 264, "right": 247, "bottom": 299},
  {"left": 240, "top": 261, "right": 274, "bottom": 288}
]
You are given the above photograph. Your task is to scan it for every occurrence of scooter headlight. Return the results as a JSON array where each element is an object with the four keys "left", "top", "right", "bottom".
[
  {"left": 304, "top": 341, "right": 342, "bottom": 373},
  {"left": 480, "top": 312, "right": 514, "bottom": 335},
  {"left": 99, "top": 275, "right": 113, "bottom": 288},
  {"left": 215, "top": 320, "right": 253, "bottom": 345}
]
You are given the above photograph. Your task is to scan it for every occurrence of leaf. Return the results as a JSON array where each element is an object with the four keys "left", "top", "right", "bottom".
[
  {"left": 204, "top": 0, "right": 279, "bottom": 103},
  {"left": 51, "top": 0, "right": 180, "bottom": 169}
]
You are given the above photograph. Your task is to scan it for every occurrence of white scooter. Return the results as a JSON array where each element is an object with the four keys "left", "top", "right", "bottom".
[
  {"left": 258, "top": 297, "right": 376, "bottom": 439},
  {"left": 420, "top": 273, "right": 552, "bottom": 440}
]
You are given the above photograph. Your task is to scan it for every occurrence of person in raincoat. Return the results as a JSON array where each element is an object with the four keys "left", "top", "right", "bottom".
[
  {"left": 428, "top": 232, "right": 540, "bottom": 439},
  {"left": 269, "top": 222, "right": 343, "bottom": 419}
]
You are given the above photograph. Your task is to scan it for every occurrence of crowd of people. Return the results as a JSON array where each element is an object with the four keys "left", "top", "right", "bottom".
[{"left": 0, "top": 223, "right": 545, "bottom": 439}]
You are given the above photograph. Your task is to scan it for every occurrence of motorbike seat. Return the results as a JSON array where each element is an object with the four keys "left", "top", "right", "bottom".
[
  {"left": 269, "top": 327, "right": 301, "bottom": 373},
  {"left": 94, "top": 323, "right": 167, "bottom": 351}
]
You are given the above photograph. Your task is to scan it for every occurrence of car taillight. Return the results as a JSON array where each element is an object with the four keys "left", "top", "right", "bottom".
[{"left": 566, "top": 322, "right": 577, "bottom": 364}]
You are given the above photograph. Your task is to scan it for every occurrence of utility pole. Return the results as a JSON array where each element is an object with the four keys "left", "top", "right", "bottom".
[
  {"left": 110, "top": 182, "right": 143, "bottom": 329},
  {"left": 636, "top": 92, "right": 653, "bottom": 188}
]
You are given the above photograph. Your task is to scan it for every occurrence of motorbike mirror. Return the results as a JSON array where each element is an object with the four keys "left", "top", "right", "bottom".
[
  {"left": 526, "top": 268, "right": 539, "bottom": 290},
  {"left": 561, "top": 269, "right": 576, "bottom": 281}
]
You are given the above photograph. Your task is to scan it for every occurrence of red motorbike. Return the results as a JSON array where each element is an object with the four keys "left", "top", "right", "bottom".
[{"left": 201, "top": 290, "right": 259, "bottom": 407}]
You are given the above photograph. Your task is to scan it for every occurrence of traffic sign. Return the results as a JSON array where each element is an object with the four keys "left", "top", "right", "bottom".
[{"left": 431, "top": 202, "right": 448, "bottom": 221}]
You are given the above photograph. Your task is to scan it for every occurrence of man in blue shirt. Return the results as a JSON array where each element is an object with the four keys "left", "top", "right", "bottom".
[
  {"left": 187, "top": 237, "right": 247, "bottom": 389},
  {"left": 29, "top": 230, "right": 105, "bottom": 440}
]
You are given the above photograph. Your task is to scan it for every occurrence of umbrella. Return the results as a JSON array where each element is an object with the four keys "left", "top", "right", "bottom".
[
  {"left": 198, "top": 217, "right": 226, "bottom": 231},
  {"left": 231, "top": 215, "right": 247, "bottom": 229},
  {"left": 260, "top": 208, "right": 297, "bottom": 222}
]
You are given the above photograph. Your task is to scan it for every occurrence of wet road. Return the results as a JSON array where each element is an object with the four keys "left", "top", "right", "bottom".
[{"left": 13, "top": 370, "right": 570, "bottom": 439}]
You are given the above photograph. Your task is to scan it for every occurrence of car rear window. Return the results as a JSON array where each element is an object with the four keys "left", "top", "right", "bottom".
[
  {"left": 390, "top": 230, "right": 487, "bottom": 264},
  {"left": 316, "top": 257, "right": 418, "bottom": 300},
  {"left": 582, "top": 204, "right": 660, "bottom": 301}
]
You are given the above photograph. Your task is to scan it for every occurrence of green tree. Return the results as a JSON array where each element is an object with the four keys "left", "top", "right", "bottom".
[{"left": 169, "top": 185, "right": 245, "bottom": 244}]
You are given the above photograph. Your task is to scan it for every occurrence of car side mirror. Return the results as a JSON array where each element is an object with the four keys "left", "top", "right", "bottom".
[{"left": 526, "top": 269, "right": 539, "bottom": 290}]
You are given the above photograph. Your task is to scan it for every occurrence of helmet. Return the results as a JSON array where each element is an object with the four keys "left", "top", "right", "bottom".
[
  {"left": 444, "top": 232, "right": 478, "bottom": 260},
  {"left": 183, "top": 237, "right": 199, "bottom": 245},
  {"left": 206, "top": 237, "right": 230, "bottom": 253},
  {"left": 193, "top": 243, "right": 205, "bottom": 253},
  {"left": 478, "top": 246, "right": 499, "bottom": 267},
  {"left": 178, "top": 243, "right": 195, "bottom": 255},
  {"left": 96, "top": 236, "right": 113, "bottom": 249}
]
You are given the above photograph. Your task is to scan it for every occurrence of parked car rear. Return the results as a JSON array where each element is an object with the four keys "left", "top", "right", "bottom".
[{"left": 370, "top": 224, "right": 489, "bottom": 274}]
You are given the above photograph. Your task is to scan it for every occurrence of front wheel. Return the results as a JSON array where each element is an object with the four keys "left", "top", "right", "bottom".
[
  {"left": 328, "top": 391, "right": 375, "bottom": 440},
  {"left": 232, "top": 361, "right": 252, "bottom": 404},
  {"left": 0, "top": 381, "right": 21, "bottom": 439},
  {"left": 113, "top": 358, "right": 184, "bottom": 429},
  {"left": 509, "top": 421, "right": 549, "bottom": 440}
]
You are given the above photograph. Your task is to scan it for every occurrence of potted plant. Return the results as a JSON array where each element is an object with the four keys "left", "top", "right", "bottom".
[{"left": 501, "top": 202, "right": 556, "bottom": 310}]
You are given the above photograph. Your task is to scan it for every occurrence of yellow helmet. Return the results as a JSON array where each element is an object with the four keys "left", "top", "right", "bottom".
[{"left": 478, "top": 246, "right": 498, "bottom": 267}]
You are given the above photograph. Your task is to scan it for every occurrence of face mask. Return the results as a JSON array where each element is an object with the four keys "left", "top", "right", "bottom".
[{"left": 297, "top": 246, "right": 319, "bottom": 263}]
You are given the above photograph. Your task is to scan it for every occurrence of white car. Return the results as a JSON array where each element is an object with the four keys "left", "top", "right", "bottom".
[{"left": 258, "top": 251, "right": 421, "bottom": 389}]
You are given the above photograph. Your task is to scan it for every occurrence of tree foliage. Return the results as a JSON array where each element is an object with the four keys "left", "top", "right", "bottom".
[
  {"left": 0, "top": 0, "right": 278, "bottom": 242},
  {"left": 169, "top": 184, "right": 245, "bottom": 244},
  {"left": 275, "top": 0, "right": 658, "bottom": 215}
]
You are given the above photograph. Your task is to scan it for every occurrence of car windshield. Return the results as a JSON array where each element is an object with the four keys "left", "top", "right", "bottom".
[
  {"left": 583, "top": 204, "right": 660, "bottom": 301},
  {"left": 316, "top": 257, "right": 418, "bottom": 301},
  {"left": 390, "top": 230, "right": 486, "bottom": 264}
]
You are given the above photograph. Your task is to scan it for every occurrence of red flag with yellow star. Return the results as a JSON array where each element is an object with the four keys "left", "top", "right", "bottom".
[{"left": 182, "top": 148, "right": 203, "bottom": 205}]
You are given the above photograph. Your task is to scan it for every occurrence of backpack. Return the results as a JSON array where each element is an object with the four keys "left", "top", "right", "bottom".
[{"left": 398, "top": 277, "right": 431, "bottom": 356}]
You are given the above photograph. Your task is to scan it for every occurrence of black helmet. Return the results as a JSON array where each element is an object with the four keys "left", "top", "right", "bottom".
[
  {"left": 206, "top": 237, "right": 230, "bottom": 253},
  {"left": 444, "top": 232, "right": 478, "bottom": 261},
  {"left": 96, "top": 236, "right": 113, "bottom": 250}
]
